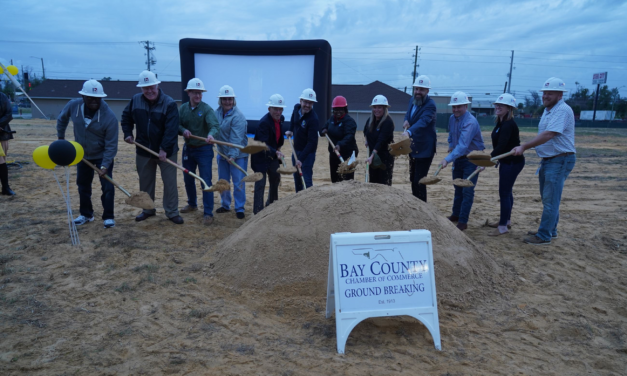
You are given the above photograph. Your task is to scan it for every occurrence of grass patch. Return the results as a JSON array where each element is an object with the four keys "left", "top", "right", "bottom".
[
  {"left": 132, "top": 264, "right": 159, "bottom": 273},
  {"left": 189, "top": 308, "right": 209, "bottom": 318},
  {"left": 575, "top": 148, "right": 627, "bottom": 158},
  {"left": 162, "top": 279, "right": 176, "bottom": 287},
  {"left": 183, "top": 277, "right": 197, "bottom": 284},
  {"left": 115, "top": 282, "right": 134, "bottom": 293},
  {"left": 0, "top": 254, "right": 20, "bottom": 265}
]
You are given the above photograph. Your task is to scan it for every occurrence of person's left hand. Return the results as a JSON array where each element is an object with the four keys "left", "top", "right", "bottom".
[
  {"left": 478, "top": 166, "right": 485, "bottom": 172},
  {"left": 206, "top": 135, "right": 215, "bottom": 144},
  {"left": 97, "top": 167, "right": 107, "bottom": 177},
  {"left": 512, "top": 146, "right": 525, "bottom": 156},
  {"left": 183, "top": 130, "right": 191, "bottom": 139},
  {"left": 440, "top": 159, "right": 448, "bottom": 168},
  {"left": 159, "top": 149, "right": 167, "bottom": 162},
  {"left": 334, "top": 145, "right": 340, "bottom": 153},
  {"left": 276, "top": 150, "right": 284, "bottom": 158},
  {"left": 296, "top": 160, "right": 302, "bottom": 169},
  {"left": 402, "top": 131, "right": 410, "bottom": 138},
  {"left": 366, "top": 155, "right": 374, "bottom": 165}
]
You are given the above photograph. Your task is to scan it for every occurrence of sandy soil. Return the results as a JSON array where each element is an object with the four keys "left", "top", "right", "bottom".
[{"left": 1, "top": 119, "right": 626, "bottom": 375}]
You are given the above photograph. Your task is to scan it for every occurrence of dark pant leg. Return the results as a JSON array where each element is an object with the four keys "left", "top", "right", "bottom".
[
  {"left": 410, "top": 155, "right": 435, "bottom": 202},
  {"left": 76, "top": 160, "right": 95, "bottom": 217},
  {"left": 329, "top": 153, "right": 341, "bottom": 183},
  {"left": 267, "top": 159, "right": 280, "bottom": 206},
  {"left": 253, "top": 171, "right": 267, "bottom": 215},
  {"left": 498, "top": 160, "right": 524, "bottom": 226},
  {"left": 94, "top": 159, "right": 116, "bottom": 220},
  {"left": 136, "top": 154, "right": 158, "bottom": 215},
  {"left": 182, "top": 145, "right": 198, "bottom": 208},
  {"left": 458, "top": 159, "right": 479, "bottom": 224}
]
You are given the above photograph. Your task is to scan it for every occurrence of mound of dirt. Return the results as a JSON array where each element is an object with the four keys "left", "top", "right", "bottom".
[{"left": 212, "top": 181, "right": 509, "bottom": 306}]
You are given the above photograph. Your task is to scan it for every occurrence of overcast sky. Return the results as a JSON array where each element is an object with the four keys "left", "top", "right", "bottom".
[{"left": 2, "top": 0, "right": 626, "bottom": 101}]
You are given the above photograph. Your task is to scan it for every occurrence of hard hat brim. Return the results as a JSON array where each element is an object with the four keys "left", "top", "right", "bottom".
[
  {"left": 299, "top": 96, "right": 317, "bottom": 103},
  {"left": 539, "top": 88, "right": 569, "bottom": 92},
  {"left": 136, "top": 81, "right": 161, "bottom": 88},
  {"left": 369, "top": 104, "right": 390, "bottom": 107},
  {"left": 267, "top": 103, "right": 286, "bottom": 108},
  {"left": 217, "top": 94, "right": 235, "bottom": 97},
  {"left": 447, "top": 102, "right": 471, "bottom": 106},
  {"left": 78, "top": 90, "right": 107, "bottom": 98},
  {"left": 184, "top": 88, "right": 207, "bottom": 92},
  {"left": 412, "top": 84, "right": 431, "bottom": 89}
]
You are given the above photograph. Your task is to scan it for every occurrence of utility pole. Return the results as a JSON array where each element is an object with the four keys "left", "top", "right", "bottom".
[
  {"left": 412, "top": 46, "right": 420, "bottom": 84},
  {"left": 140, "top": 41, "right": 157, "bottom": 71},
  {"left": 592, "top": 83, "right": 600, "bottom": 123},
  {"left": 507, "top": 50, "right": 514, "bottom": 93},
  {"left": 30, "top": 56, "right": 46, "bottom": 79}
]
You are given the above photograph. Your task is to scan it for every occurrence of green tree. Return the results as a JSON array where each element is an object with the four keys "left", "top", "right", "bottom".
[{"left": 101, "top": 77, "right": 112, "bottom": 81}]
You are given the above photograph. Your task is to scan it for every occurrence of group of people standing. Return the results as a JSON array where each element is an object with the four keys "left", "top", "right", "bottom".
[{"left": 1, "top": 69, "right": 575, "bottom": 246}]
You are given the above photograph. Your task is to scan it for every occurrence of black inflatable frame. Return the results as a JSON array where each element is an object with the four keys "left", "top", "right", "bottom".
[{"left": 179, "top": 38, "right": 332, "bottom": 134}]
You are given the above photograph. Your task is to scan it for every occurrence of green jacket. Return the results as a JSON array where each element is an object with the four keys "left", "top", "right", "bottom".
[{"left": 178, "top": 101, "right": 219, "bottom": 147}]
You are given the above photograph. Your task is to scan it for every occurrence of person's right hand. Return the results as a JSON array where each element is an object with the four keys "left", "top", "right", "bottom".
[
  {"left": 183, "top": 130, "right": 191, "bottom": 139},
  {"left": 320, "top": 129, "right": 327, "bottom": 136},
  {"left": 512, "top": 146, "right": 525, "bottom": 156},
  {"left": 403, "top": 120, "right": 410, "bottom": 130},
  {"left": 440, "top": 159, "right": 448, "bottom": 168},
  {"left": 125, "top": 136, "right": 134, "bottom": 144},
  {"left": 295, "top": 160, "right": 302, "bottom": 169},
  {"left": 285, "top": 131, "right": 293, "bottom": 138},
  {"left": 276, "top": 150, "right": 284, "bottom": 158}
]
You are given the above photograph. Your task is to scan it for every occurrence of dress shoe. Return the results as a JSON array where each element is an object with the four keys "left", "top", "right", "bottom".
[
  {"left": 447, "top": 215, "right": 459, "bottom": 222},
  {"left": 236, "top": 212, "right": 245, "bottom": 219},
  {"left": 456, "top": 222, "right": 467, "bottom": 231},
  {"left": 180, "top": 205, "right": 198, "bottom": 213},
  {"left": 203, "top": 215, "right": 214, "bottom": 226},
  {"left": 169, "top": 215, "right": 184, "bottom": 225},
  {"left": 1, "top": 188, "right": 15, "bottom": 196},
  {"left": 216, "top": 207, "right": 230, "bottom": 214},
  {"left": 135, "top": 212, "right": 155, "bottom": 222}
]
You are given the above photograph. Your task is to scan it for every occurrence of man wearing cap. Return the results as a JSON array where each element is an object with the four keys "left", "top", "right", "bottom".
[
  {"left": 512, "top": 77, "right": 576, "bottom": 245},
  {"left": 122, "top": 70, "right": 183, "bottom": 224},
  {"left": 0, "top": 92, "right": 15, "bottom": 196},
  {"left": 178, "top": 78, "right": 219, "bottom": 225},
  {"left": 285, "top": 88, "right": 319, "bottom": 192},
  {"left": 402, "top": 75, "right": 437, "bottom": 202},
  {"left": 439, "top": 91, "right": 485, "bottom": 231},
  {"left": 57, "top": 79, "right": 119, "bottom": 228},
  {"left": 251, "top": 94, "right": 286, "bottom": 214}
]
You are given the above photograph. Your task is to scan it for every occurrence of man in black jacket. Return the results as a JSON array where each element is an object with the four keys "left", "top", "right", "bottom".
[
  {"left": 121, "top": 70, "right": 183, "bottom": 224},
  {"left": 0, "top": 92, "right": 14, "bottom": 195},
  {"left": 285, "top": 88, "right": 319, "bottom": 192}
]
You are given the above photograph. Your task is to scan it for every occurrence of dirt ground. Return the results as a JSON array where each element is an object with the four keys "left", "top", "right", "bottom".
[{"left": 1, "top": 119, "right": 626, "bottom": 375}]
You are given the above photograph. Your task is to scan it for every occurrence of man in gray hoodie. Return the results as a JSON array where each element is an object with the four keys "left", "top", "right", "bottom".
[{"left": 57, "top": 79, "right": 118, "bottom": 229}]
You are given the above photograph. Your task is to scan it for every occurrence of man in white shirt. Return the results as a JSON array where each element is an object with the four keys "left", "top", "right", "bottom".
[{"left": 512, "top": 77, "right": 576, "bottom": 245}]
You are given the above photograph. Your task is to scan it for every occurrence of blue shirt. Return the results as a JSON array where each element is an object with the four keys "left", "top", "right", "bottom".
[{"left": 446, "top": 111, "right": 484, "bottom": 163}]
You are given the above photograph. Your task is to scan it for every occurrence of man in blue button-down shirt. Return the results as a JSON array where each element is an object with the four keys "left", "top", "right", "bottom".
[
  {"left": 439, "top": 91, "right": 485, "bottom": 231},
  {"left": 402, "top": 75, "right": 437, "bottom": 203}
]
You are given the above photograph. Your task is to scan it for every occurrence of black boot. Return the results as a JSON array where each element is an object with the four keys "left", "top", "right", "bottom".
[{"left": 0, "top": 163, "right": 15, "bottom": 195}]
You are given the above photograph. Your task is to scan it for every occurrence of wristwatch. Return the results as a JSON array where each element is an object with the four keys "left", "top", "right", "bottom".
[{"left": 100, "top": 166, "right": 107, "bottom": 171}]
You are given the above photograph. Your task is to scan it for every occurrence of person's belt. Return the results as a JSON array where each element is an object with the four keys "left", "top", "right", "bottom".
[
  {"left": 457, "top": 155, "right": 468, "bottom": 160},
  {"left": 187, "top": 143, "right": 209, "bottom": 149},
  {"left": 542, "top": 152, "right": 574, "bottom": 161}
]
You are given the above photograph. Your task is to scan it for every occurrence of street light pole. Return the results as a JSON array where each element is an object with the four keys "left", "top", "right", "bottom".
[{"left": 30, "top": 56, "right": 45, "bottom": 79}]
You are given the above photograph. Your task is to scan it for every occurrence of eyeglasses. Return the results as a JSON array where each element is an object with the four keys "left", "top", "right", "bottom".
[{"left": 494, "top": 104, "right": 505, "bottom": 108}]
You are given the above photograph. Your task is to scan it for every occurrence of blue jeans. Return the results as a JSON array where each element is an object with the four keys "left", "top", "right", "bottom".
[
  {"left": 217, "top": 154, "right": 248, "bottom": 213},
  {"left": 451, "top": 158, "right": 480, "bottom": 224},
  {"left": 292, "top": 151, "right": 315, "bottom": 192},
  {"left": 498, "top": 160, "right": 525, "bottom": 226},
  {"left": 182, "top": 144, "right": 214, "bottom": 216},
  {"left": 76, "top": 159, "right": 115, "bottom": 220},
  {"left": 537, "top": 154, "right": 576, "bottom": 241}
]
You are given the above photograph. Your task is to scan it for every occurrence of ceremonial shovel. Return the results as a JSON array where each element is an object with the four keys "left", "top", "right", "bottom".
[
  {"left": 215, "top": 149, "right": 263, "bottom": 183},
  {"left": 278, "top": 156, "right": 297, "bottom": 174},
  {"left": 133, "top": 142, "right": 229, "bottom": 192},
  {"left": 81, "top": 159, "right": 155, "bottom": 210},
  {"left": 188, "top": 134, "right": 268, "bottom": 154},
  {"left": 419, "top": 164, "right": 443, "bottom": 185},
  {"left": 323, "top": 133, "right": 359, "bottom": 174},
  {"left": 288, "top": 137, "right": 308, "bottom": 189}
]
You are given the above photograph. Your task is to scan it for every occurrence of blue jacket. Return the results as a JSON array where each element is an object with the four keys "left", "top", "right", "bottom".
[
  {"left": 251, "top": 112, "right": 284, "bottom": 173},
  {"left": 289, "top": 104, "right": 319, "bottom": 162},
  {"left": 445, "top": 111, "right": 484, "bottom": 163},
  {"left": 215, "top": 106, "right": 248, "bottom": 160},
  {"left": 404, "top": 96, "right": 437, "bottom": 159}
]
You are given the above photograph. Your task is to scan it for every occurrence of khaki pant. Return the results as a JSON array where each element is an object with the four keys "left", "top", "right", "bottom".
[
  {"left": 0, "top": 140, "right": 8, "bottom": 164},
  {"left": 136, "top": 153, "right": 179, "bottom": 218}
]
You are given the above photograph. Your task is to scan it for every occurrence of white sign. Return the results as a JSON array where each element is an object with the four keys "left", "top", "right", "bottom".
[
  {"left": 326, "top": 230, "right": 441, "bottom": 354},
  {"left": 592, "top": 72, "right": 608, "bottom": 85}
]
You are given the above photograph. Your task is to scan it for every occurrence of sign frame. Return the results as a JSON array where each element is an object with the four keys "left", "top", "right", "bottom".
[
  {"left": 592, "top": 72, "right": 608, "bottom": 85},
  {"left": 326, "top": 230, "right": 441, "bottom": 354}
]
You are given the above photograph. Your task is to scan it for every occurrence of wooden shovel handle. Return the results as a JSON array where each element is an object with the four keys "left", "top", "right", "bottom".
[
  {"left": 188, "top": 134, "right": 243, "bottom": 150},
  {"left": 288, "top": 137, "right": 307, "bottom": 188},
  {"left": 365, "top": 146, "right": 370, "bottom": 183},
  {"left": 81, "top": 159, "right": 131, "bottom": 197},
  {"left": 466, "top": 167, "right": 482, "bottom": 181},
  {"left": 433, "top": 164, "right": 443, "bottom": 177},
  {"left": 325, "top": 134, "right": 344, "bottom": 163},
  {"left": 491, "top": 150, "right": 514, "bottom": 162},
  {"left": 216, "top": 149, "right": 249, "bottom": 177}
]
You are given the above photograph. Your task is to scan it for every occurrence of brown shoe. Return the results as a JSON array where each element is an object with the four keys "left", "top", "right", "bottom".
[
  {"left": 135, "top": 212, "right": 155, "bottom": 222},
  {"left": 169, "top": 215, "right": 184, "bottom": 225},
  {"left": 203, "top": 215, "right": 214, "bottom": 226},
  {"left": 487, "top": 228, "right": 508, "bottom": 236},
  {"left": 487, "top": 221, "right": 511, "bottom": 229},
  {"left": 447, "top": 215, "right": 459, "bottom": 222},
  {"left": 180, "top": 205, "right": 198, "bottom": 213},
  {"left": 456, "top": 222, "right": 467, "bottom": 231}
]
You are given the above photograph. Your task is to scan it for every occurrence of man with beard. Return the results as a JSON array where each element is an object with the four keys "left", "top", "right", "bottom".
[
  {"left": 402, "top": 75, "right": 437, "bottom": 202},
  {"left": 57, "top": 79, "right": 119, "bottom": 228}
]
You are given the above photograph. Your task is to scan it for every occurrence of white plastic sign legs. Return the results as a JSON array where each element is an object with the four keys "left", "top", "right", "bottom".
[{"left": 326, "top": 230, "right": 441, "bottom": 354}]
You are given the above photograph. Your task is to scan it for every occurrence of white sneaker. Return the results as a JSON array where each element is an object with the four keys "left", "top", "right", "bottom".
[
  {"left": 104, "top": 219, "right": 116, "bottom": 229},
  {"left": 74, "top": 215, "right": 94, "bottom": 226}
]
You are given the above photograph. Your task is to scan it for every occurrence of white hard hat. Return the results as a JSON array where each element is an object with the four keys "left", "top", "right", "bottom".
[
  {"left": 299, "top": 88, "right": 317, "bottom": 103},
  {"left": 78, "top": 79, "right": 107, "bottom": 98},
  {"left": 448, "top": 91, "right": 471, "bottom": 106},
  {"left": 493, "top": 93, "right": 517, "bottom": 108},
  {"left": 370, "top": 95, "right": 390, "bottom": 107},
  {"left": 136, "top": 70, "right": 161, "bottom": 88},
  {"left": 218, "top": 85, "right": 235, "bottom": 97},
  {"left": 185, "top": 78, "right": 206, "bottom": 92},
  {"left": 266, "top": 94, "right": 286, "bottom": 108},
  {"left": 413, "top": 75, "right": 431, "bottom": 89},
  {"left": 540, "top": 77, "right": 568, "bottom": 92}
]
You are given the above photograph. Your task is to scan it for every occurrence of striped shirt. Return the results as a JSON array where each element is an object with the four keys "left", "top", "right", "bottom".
[{"left": 535, "top": 99, "right": 576, "bottom": 158}]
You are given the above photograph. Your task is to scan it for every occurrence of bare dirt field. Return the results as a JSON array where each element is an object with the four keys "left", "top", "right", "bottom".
[{"left": 1, "top": 119, "right": 626, "bottom": 375}]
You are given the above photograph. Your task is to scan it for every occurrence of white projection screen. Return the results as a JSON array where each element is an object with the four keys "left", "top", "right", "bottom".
[
  {"left": 179, "top": 38, "right": 332, "bottom": 134},
  {"left": 194, "top": 54, "right": 315, "bottom": 121}
]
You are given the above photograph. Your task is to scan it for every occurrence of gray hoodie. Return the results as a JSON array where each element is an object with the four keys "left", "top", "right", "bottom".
[
  {"left": 57, "top": 98, "right": 118, "bottom": 169},
  {"left": 215, "top": 106, "right": 248, "bottom": 160}
]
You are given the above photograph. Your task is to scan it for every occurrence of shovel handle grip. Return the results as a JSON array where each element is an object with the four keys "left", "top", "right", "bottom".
[
  {"left": 466, "top": 168, "right": 481, "bottom": 181},
  {"left": 325, "top": 134, "right": 345, "bottom": 163},
  {"left": 491, "top": 150, "right": 514, "bottom": 162},
  {"left": 188, "top": 134, "right": 242, "bottom": 150},
  {"left": 433, "top": 164, "right": 443, "bottom": 177},
  {"left": 216, "top": 149, "right": 249, "bottom": 177},
  {"left": 81, "top": 158, "right": 131, "bottom": 197}
]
